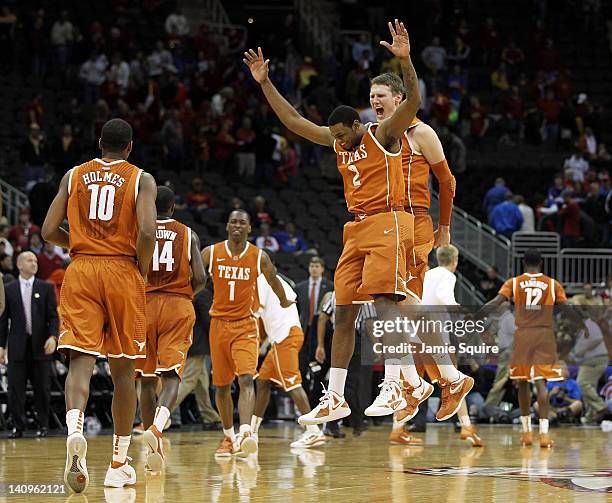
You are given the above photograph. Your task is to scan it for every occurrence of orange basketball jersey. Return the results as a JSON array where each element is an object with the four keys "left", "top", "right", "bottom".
[
  {"left": 146, "top": 218, "right": 193, "bottom": 299},
  {"left": 334, "top": 123, "right": 405, "bottom": 215},
  {"left": 402, "top": 119, "right": 431, "bottom": 212},
  {"left": 499, "top": 272, "right": 567, "bottom": 328},
  {"left": 208, "top": 241, "right": 262, "bottom": 320},
  {"left": 67, "top": 158, "right": 143, "bottom": 257}
]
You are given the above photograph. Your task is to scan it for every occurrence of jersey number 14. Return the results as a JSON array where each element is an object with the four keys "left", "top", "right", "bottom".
[{"left": 152, "top": 241, "right": 175, "bottom": 272}]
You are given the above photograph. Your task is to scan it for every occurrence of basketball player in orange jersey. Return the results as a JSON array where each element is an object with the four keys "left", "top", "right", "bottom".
[
  {"left": 135, "top": 186, "right": 207, "bottom": 472},
  {"left": 41, "top": 119, "right": 157, "bottom": 492},
  {"left": 202, "top": 209, "right": 293, "bottom": 458},
  {"left": 481, "top": 248, "right": 569, "bottom": 448},
  {"left": 368, "top": 72, "right": 476, "bottom": 444},
  {"left": 245, "top": 20, "right": 424, "bottom": 425}
]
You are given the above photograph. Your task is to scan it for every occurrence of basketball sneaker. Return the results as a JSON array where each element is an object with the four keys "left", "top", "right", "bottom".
[
  {"left": 459, "top": 425, "right": 484, "bottom": 447},
  {"left": 297, "top": 387, "right": 351, "bottom": 426},
  {"left": 388, "top": 429, "right": 424, "bottom": 445},
  {"left": 215, "top": 436, "right": 235, "bottom": 458},
  {"left": 132, "top": 423, "right": 144, "bottom": 435},
  {"left": 143, "top": 425, "right": 165, "bottom": 472},
  {"left": 103, "top": 459, "right": 136, "bottom": 488},
  {"left": 436, "top": 374, "right": 474, "bottom": 421},
  {"left": 539, "top": 432, "right": 554, "bottom": 448},
  {"left": 290, "top": 430, "right": 326, "bottom": 449},
  {"left": 235, "top": 431, "right": 258, "bottom": 458},
  {"left": 521, "top": 431, "right": 533, "bottom": 447},
  {"left": 365, "top": 379, "right": 407, "bottom": 417},
  {"left": 64, "top": 433, "right": 89, "bottom": 493},
  {"left": 395, "top": 378, "right": 434, "bottom": 424}
]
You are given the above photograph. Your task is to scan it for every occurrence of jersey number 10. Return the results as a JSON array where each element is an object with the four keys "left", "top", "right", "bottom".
[
  {"left": 152, "top": 241, "right": 175, "bottom": 272},
  {"left": 87, "top": 184, "right": 115, "bottom": 221}
]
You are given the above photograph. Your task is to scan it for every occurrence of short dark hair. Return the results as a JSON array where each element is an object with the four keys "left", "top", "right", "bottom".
[
  {"left": 155, "top": 186, "right": 175, "bottom": 213},
  {"left": 328, "top": 105, "right": 360, "bottom": 127},
  {"left": 523, "top": 248, "right": 541, "bottom": 267},
  {"left": 228, "top": 209, "right": 250, "bottom": 223},
  {"left": 371, "top": 73, "right": 404, "bottom": 96},
  {"left": 100, "top": 118, "right": 133, "bottom": 151},
  {"left": 310, "top": 256, "right": 326, "bottom": 268}
]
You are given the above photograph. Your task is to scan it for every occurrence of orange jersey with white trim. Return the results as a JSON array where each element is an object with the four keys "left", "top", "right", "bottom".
[
  {"left": 402, "top": 119, "right": 431, "bottom": 212},
  {"left": 209, "top": 241, "right": 262, "bottom": 320},
  {"left": 499, "top": 272, "right": 567, "bottom": 328},
  {"left": 335, "top": 123, "right": 405, "bottom": 215},
  {"left": 146, "top": 218, "right": 193, "bottom": 299},
  {"left": 67, "top": 158, "right": 142, "bottom": 257}
]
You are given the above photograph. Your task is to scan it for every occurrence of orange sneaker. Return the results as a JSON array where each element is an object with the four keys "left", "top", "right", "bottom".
[
  {"left": 215, "top": 436, "right": 235, "bottom": 458},
  {"left": 459, "top": 425, "right": 484, "bottom": 447},
  {"left": 521, "top": 431, "right": 533, "bottom": 447},
  {"left": 388, "top": 429, "right": 424, "bottom": 445},
  {"left": 395, "top": 379, "right": 434, "bottom": 425},
  {"left": 539, "top": 433, "right": 554, "bottom": 448},
  {"left": 436, "top": 374, "right": 474, "bottom": 421},
  {"left": 144, "top": 425, "right": 165, "bottom": 472}
]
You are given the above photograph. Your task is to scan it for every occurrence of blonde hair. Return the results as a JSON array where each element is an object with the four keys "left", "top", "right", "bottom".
[{"left": 436, "top": 245, "right": 459, "bottom": 266}]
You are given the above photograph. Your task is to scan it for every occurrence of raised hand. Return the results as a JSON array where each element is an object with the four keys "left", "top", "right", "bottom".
[
  {"left": 379, "top": 19, "right": 411, "bottom": 60},
  {"left": 243, "top": 47, "right": 270, "bottom": 84}
]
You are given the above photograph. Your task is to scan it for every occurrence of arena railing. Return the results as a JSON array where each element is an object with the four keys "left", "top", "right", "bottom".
[
  {"left": 0, "top": 178, "right": 28, "bottom": 226},
  {"left": 558, "top": 248, "right": 612, "bottom": 293},
  {"left": 456, "top": 271, "right": 486, "bottom": 306},
  {"left": 511, "top": 231, "right": 561, "bottom": 278}
]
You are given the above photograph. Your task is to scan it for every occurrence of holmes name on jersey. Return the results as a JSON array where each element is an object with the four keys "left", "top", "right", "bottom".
[
  {"left": 338, "top": 144, "right": 368, "bottom": 165},
  {"left": 82, "top": 170, "right": 127, "bottom": 187},
  {"left": 519, "top": 278, "right": 549, "bottom": 290},
  {"left": 218, "top": 264, "right": 251, "bottom": 280}
]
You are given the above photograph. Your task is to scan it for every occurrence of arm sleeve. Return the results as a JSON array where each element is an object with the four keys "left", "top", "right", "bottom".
[{"left": 431, "top": 159, "right": 455, "bottom": 226}]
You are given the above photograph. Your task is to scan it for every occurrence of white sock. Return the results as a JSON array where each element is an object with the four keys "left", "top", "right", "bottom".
[
  {"left": 520, "top": 415, "right": 532, "bottom": 432},
  {"left": 153, "top": 406, "right": 170, "bottom": 433},
  {"left": 539, "top": 418, "right": 549, "bottom": 434},
  {"left": 401, "top": 364, "right": 421, "bottom": 388},
  {"left": 251, "top": 416, "right": 263, "bottom": 433},
  {"left": 223, "top": 426, "right": 235, "bottom": 441},
  {"left": 384, "top": 363, "right": 401, "bottom": 381},
  {"left": 66, "top": 409, "right": 84, "bottom": 436},
  {"left": 328, "top": 368, "right": 347, "bottom": 396},
  {"left": 239, "top": 424, "right": 251, "bottom": 435},
  {"left": 306, "top": 424, "right": 320, "bottom": 434},
  {"left": 434, "top": 362, "right": 461, "bottom": 383},
  {"left": 459, "top": 415, "right": 471, "bottom": 427},
  {"left": 392, "top": 419, "right": 403, "bottom": 432},
  {"left": 112, "top": 434, "right": 131, "bottom": 465}
]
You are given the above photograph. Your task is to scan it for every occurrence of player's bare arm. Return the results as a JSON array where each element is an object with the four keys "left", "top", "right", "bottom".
[
  {"left": 376, "top": 20, "right": 420, "bottom": 148},
  {"left": 243, "top": 47, "right": 333, "bottom": 147},
  {"left": 260, "top": 252, "right": 293, "bottom": 308},
  {"left": 135, "top": 172, "right": 157, "bottom": 278},
  {"left": 189, "top": 232, "right": 207, "bottom": 294},
  {"left": 41, "top": 170, "right": 71, "bottom": 249},
  {"left": 200, "top": 245, "right": 211, "bottom": 270},
  {"left": 315, "top": 311, "right": 330, "bottom": 363},
  {"left": 413, "top": 124, "right": 456, "bottom": 247}
]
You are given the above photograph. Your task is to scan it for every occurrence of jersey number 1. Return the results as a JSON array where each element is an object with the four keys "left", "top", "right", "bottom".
[
  {"left": 152, "top": 241, "right": 175, "bottom": 272},
  {"left": 88, "top": 184, "right": 115, "bottom": 221},
  {"left": 524, "top": 287, "right": 543, "bottom": 306}
]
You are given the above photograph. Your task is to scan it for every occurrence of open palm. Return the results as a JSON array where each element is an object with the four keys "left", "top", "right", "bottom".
[
  {"left": 380, "top": 19, "right": 411, "bottom": 59},
  {"left": 243, "top": 47, "right": 270, "bottom": 83}
]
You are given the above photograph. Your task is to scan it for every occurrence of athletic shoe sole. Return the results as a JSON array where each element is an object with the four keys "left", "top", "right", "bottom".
[
  {"left": 235, "top": 436, "right": 258, "bottom": 458},
  {"left": 298, "top": 405, "right": 352, "bottom": 426},
  {"left": 144, "top": 430, "right": 164, "bottom": 472},
  {"left": 64, "top": 434, "right": 89, "bottom": 493},
  {"left": 290, "top": 437, "right": 326, "bottom": 449},
  {"left": 365, "top": 397, "right": 407, "bottom": 417}
]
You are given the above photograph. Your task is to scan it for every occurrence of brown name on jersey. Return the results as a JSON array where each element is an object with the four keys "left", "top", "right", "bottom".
[
  {"left": 338, "top": 143, "right": 368, "bottom": 165},
  {"left": 82, "top": 170, "right": 127, "bottom": 187},
  {"left": 217, "top": 264, "right": 252, "bottom": 281}
]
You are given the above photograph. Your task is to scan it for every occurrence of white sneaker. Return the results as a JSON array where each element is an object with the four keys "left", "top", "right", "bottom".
[
  {"left": 297, "top": 387, "right": 351, "bottom": 426},
  {"left": 144, "top": 426, "right": 165, "bottom": 472},
  {"left": 252, "top": 432, "right": 258, "bottom": 445},
  {"left": 290, "top": 430, "right": 326, "bottom": 449},
  {"left": 365, "top": 379, "right": 407, "bottom": 417},
  {"left": 235, "top": 432, "right": 258, "bottom": 459},
  {"left": 64, "top": 433, "right": 89, "bottom": 493},
  {"left": 104, "top": 459, "right": 137, "bottom": 488}
]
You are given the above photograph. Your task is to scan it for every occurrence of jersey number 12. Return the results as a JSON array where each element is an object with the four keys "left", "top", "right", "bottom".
[{"left": 152, "top": 241, "right": 175, "bottom": 272}]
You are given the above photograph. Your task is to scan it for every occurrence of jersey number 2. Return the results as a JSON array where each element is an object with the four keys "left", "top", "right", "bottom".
[
  {"left": 88, "top": 184, "right": 115, "bottom": 221},
  {"left": 348, "top": 164, "right": 361, "bottom": 187},
  {"left": 152, "top": 241, "right": 175, "bottom": 272}
]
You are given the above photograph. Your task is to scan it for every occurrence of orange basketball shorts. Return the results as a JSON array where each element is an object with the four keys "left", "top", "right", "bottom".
[
  {"left": 509, "top": 327, "right": 562, "bottom": 381},
  {"left": 136, "top": 293, "right": 195, "bottom": 379},
  {"left": 210, "top": 316, "right": 259, "bottom": 386},
  {"left": 406, "top": 213, "right": 435, "bottom": 301},
  {"left": 58, "top": 255, "right": 146, "bottom": 359},
  {"left": 258, "top": 326, "right": 304, "bottom": 391},
  {"left": 334, "top": 210, "right": 414, "bottom": 305}
]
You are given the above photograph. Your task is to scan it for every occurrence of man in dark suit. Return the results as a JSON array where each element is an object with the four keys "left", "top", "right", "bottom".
[
  {"left": 295, "top": 256, "right": 332, "bottom": 404},
  {"left": 0, "top": 251, "right": 59, "bottom": 438}
]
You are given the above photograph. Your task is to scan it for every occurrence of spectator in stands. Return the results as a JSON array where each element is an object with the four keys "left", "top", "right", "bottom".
[
  {"left": 583, "top": 181, "right": 608, "bottom": 244},
  {"left": 36, "top": 240, "right": 63, "bottom": 280},
  {"left": 50, "top": 10, "right": 74, "bottom": 73},
  {"left": 213, "top": 119, "right": 236, "bottom": 172},
  {"left": 251, "top": 196, "right": 274, "bottom": 228},
  {"left": 9, "top": 208, "right": 40, "bottom": 254},
  {"left": 21, "top": 123, "right": 49, "bottom": 188},
  {"left": 186, "top": 177, "right": 213, "bottom": 222},
  {"left": 421, "top": 36, "right": 446, "bottom": 72},
  {"left": 578, "top": 127, "right": 598, "bottom": 160},
  {"left": 540, "top": 375, "right": 583, "bottom": 423},
  {"left": 538, "top": 38, "right": 561, "bottom": 76},
  {"left": 439, "top": 126, "right": 467, "bottom": 174},
  {"left": 165, "top": 8, "right": 190, "bottom": 37},
  {"left": 480, "top": 18, "right": 501, "bottom": 65},
  {"left": 276, "top": 222, "right": 307, "bottom": 255},
  {"left": 296, "top": 56, "right": 318, "bottom": 92},
  {"left": 537, "top": 89, "right": 561, "bottom": 142},
  {"left": 572, "top": 317, "right": 608, "bottom": 423},
  {"left": 28, "top": 9, "right": 48, "bottom": 79},
  {"left": 489, "top": 192, "right": 524, "bottom": 239},
  {"left": 546, "top": 174, "right": 565, "bottom": 206},
  {"left": 514, "top": 195, "right": 535, "bottom": 232},
  {"left": 79, "top": 50, "right": 108, "bottom": 105},
  {"left": 501, "top": 39, "right": 525, "bottom": 77},
  {"left": 447, "top": 65, "right": 467, "bottom": 107},
  {"left": 558, "top": 191, "right": 582, "bottom": 247},
  {"left": 570, "top": 283, "right": 605, "bottom": 306},
  {"left": 109, "top": 52, "right": 130, "bottom": 96},
  {"left": 468, "top": 96, "right": 488, "bottom": 150},
  {"left": 224, "top": 197, "right": 246, "bottom": 222},
  {"left": 52, "top": 124, "right": 80, "bottom": 176},
  {"left": 28, "top": 232, "right": 43, "bottom": 255},
  {"left": 255, "top": 223, "right": 280, "bottom": 253},
  {"left": 351, "top": 34, "right": 373, "bottom": 65},
  {"left": 235, "top": 117, "right": 256, "bottom": 180},
  {"left": 447, "top": 36, "right": 471, "bottom": 66},
  {"left": 0, "top": 225, "right": 14, "bottom": 257},
  {"left": 563, "top": 150, "right": 589, "bottom": 183},
  {"left": 483, "top": 177, "right": 510, "bottom": 217},
  {"left": 161, "top": 108, "right": 185, "bottom": 172},
  {"left": 278, "top": 140, "right": 298, "bottom": 187},
  {"left": 0, "top": 254, "right": 16, "bottom": 284},
  {"left": 490, "top": 62, "right": 509, "bottom": 91}
]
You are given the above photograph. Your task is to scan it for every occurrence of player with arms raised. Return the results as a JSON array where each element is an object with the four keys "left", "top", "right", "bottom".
[
  {"left": 42, "top": 119, "right": 157, "bottom": 492},
  {"left": 244, "top": 20, "right": 424, "bottom": 425},
  {"left": 202, "top": 210, "right": 293, "bottom": 457}
]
